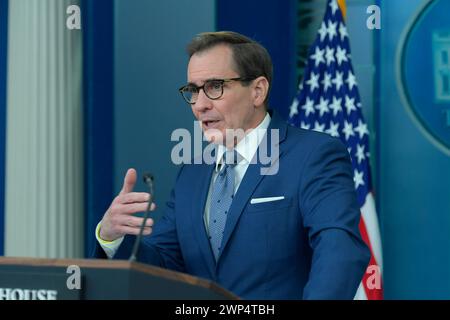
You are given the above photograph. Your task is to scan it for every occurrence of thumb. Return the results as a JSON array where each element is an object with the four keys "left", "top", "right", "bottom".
[{"left": 120, "top": 168, "right": 137, "bottom": 195}]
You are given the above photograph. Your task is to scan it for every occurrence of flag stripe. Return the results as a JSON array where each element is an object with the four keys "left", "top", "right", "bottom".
[
  {"left": 361, "top": 192, "right": 383, "bottom": 268},
  {"left": 359, "top": 216, "right": 383, "bottom": 299},
  {"left": 354, "top": 282, "right": 368, "bottom": 300}
]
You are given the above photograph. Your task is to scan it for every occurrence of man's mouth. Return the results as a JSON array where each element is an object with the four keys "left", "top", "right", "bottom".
[{"left": 202, "top": 120, "right": 221, "bottom": 129}]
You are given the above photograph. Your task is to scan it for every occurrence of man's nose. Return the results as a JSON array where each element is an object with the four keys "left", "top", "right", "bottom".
[{"left": 192, "top": 88, "right": 213, "bottom": 112}]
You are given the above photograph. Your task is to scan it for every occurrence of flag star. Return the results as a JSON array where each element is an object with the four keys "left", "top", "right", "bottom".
[
  {"left": 301, "top": 97, "right": 315, "bottom": 117},
  {"left": 289, "top": 98, "right": 299, "bottom": 118},
  {"left": 322, "top": 72, "right": 332, "bottom": 92},
  {"left": 346, "top": 71, "right": 357, "bottom": 90},
  {"left": 355, "top": 144, "right": 366, "bottom": 164},
  {"left": 310, "top": 46, "right": 325, "bottom": 67},
  {"left": 336, "top": 46, "right": 348, "bottom": 65},
  {"left": 300, "top": 121, "right": 311, "bottom": 130},
  {"left": 332, "top": 71, "right": 344, "bottom": 91},
  {"left": 313, "top": 121, "right": 325, "bottom": 133},
  {"left": 339, "top": 22, "right": 348, "bottom": 41},
  {"left": 325, "top": 46, "right": 335, "bottom": 66},
  {"left": 326, "top": 121, "right": 340, "bottom": 137},
  {"left": 329, "top": 96, "right": 343, "bottom": 116},
  {"left": 354, "top": 120, "right": 369, "bottom": 139},
  {"left": 315, "top": 97, "right": 329, "bottom": 116},
  {"left": 329, "top": 0, "right": 339, "bottom": 15},
  {"left": 306, "top": 72, "right": 320, "bottom": 92},
  {"left": 327, "top": 20, "right": 338, "bottom": 41},
  {"left": 318, "top": 22, "right": 328, "bottom": 42},
  {"left": 286, "top": 2, "right": 377, "bottom": 196},
  {"left": 342, "top": 120, "right": 355, "bottom": 140},
  {"left": 345, "top": 95, "right": 357, "bottom": 115},
  {"left": 353, "top": 170, "right": 365, "bottom": 189}
]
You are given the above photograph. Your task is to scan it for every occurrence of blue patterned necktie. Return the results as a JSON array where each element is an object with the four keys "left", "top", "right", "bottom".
[{"left": 209, "top": 150, "right": 239, "bottom": 261}]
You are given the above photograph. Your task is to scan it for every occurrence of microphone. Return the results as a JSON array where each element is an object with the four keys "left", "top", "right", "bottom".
[{"left": 129, "top": 173, "right": 155, "bottom": 262}]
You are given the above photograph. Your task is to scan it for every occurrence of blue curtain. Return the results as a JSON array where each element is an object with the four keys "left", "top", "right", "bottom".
[{"left": 81, "top": 0, "right": 114, "bottom": 257}]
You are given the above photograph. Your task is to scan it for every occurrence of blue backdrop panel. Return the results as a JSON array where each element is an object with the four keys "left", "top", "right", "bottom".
[
  {"left": 82, "top": 0, "right": 114, "bottom": 257},
  {"left": 379, "top": 0, "right": 450, "bottom": 298},
  {"left": 216, "top": 0, "right": 297, "bottom": 120},
  {"left": 0, "top": 0, "right": 8, "bottom": 256},
  {"left": 113, "top": 0, "right": 215, "bottom": 223}
]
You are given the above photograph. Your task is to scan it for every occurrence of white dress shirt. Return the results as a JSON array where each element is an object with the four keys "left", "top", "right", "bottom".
[{"left": 96, "top": 112, "right": 271, "bottom": 258}]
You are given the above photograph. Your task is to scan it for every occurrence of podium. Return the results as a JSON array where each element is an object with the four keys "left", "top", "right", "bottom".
[{"left": 0, "top": 257, "right": 239, "bottom": 300}]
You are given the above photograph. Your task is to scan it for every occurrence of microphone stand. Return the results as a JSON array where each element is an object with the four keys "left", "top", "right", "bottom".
[{"left": 129, "top": 173, "right": 154, "bottom": 262}]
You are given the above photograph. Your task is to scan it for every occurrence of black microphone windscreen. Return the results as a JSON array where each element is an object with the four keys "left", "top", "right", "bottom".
[{"left": 143, "top": 173, "right": 154, "bottom": 185}]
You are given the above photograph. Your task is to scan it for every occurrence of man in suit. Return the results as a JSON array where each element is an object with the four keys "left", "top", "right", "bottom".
[{"left": 94, "top": 31, "right": 370, "bottom": 299}]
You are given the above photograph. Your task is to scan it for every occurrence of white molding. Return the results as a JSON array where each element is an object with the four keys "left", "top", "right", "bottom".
[{"left": 5, "top": 0, "right": 84, "bottom": 258}]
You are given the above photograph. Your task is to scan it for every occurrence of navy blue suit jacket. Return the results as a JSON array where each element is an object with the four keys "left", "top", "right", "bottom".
[{"left": 94, "top": 111, "right": 370, "bottom": 299}]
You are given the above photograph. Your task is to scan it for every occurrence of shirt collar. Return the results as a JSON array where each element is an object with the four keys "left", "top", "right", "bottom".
[{"left": 215, "top": 112, "right": 271, "bottom": 172}]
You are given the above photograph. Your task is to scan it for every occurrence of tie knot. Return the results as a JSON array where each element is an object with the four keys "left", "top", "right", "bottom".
[
  {"left": 223, "top": 150, "right": 240, "bottom": 166},
  {"left": 218, "top": 150, "right": 240, "bottom": 176}
]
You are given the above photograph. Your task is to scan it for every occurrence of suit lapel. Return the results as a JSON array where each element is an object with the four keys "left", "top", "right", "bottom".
[
  {"left": 217, "top": 111, "right": 288, "bottom": 262},
  {"left": 218, "top": 158, "right": 267, "bottom": 262},
  {"left": 191, "top": 163, "right": 216, "bottom": 274}
]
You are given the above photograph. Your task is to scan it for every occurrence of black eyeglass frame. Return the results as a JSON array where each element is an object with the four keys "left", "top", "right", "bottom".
[{"left": 178, "top": 76, "right": 258, "bottom": 104}]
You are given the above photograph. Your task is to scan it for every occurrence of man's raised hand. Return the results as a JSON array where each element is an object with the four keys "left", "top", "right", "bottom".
[{"left": 99, "top": 168, "right": 156, "bottom": 241}]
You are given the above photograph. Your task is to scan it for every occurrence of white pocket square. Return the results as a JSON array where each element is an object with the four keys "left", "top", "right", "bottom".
[{"left": 250, "top": 196, "right": 285, "bottom": 204}]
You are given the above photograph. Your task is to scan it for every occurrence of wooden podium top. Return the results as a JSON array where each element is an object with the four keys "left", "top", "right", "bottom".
[{"left": 0, "top": 256, "right": 239, "bottom": 299}]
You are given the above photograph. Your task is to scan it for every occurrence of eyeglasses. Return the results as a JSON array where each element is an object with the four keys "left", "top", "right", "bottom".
[{"left": 178, "top": 77, "right": 256, "bottom": 104}]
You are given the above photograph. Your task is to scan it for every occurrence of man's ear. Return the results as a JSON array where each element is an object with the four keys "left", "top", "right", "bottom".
[{"left": 252, "top": 76, "right": 269, "bottom": 108}]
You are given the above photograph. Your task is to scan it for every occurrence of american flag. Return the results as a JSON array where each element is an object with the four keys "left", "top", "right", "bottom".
[{"left": 288, "top": 0, "right": 383, "bottom": 299}]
